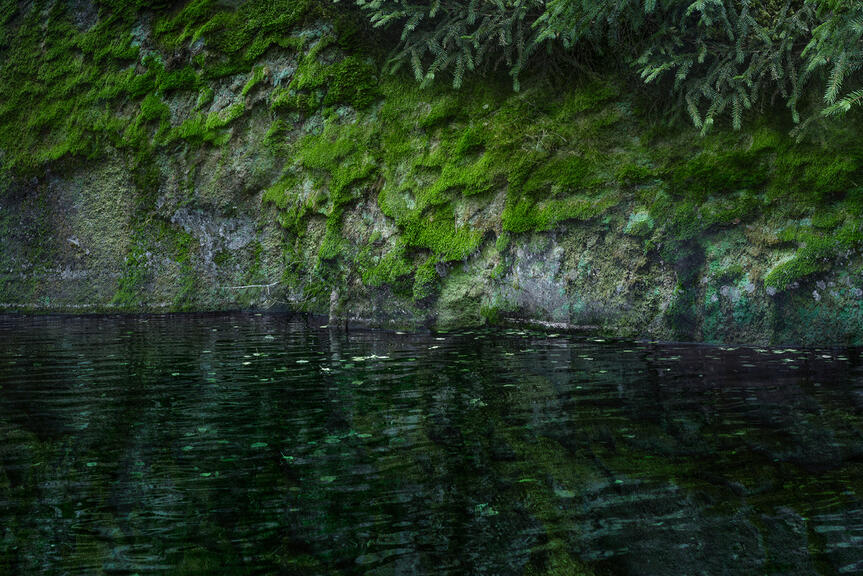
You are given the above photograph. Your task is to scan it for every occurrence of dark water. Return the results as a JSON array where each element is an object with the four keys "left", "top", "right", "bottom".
[{"left": 1, "top": 315, "right": 863, "bottom": 575}]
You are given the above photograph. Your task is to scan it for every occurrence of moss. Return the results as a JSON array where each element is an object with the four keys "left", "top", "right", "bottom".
[
  {"left": 172, "top": 228, "right": 198, "bottom": 310},
  {"left": 671, "top": 145, "right": 771, "bottom": 199},
  {"left": 155, "top": 0, "right": 317, "bottom": 77},
  {"left": 495, "top": 232, "right": 511, "bottom": 253},
  {"left": 165, "top": 102, "right": 245, "bottom": 146},
  {"left": 699, "top": 189, "right": 765, "bottom": 226},
  {"left": 521, "top": 154, "right": 601, "bottom": 196},
  {"left": 241, "top": 65, "right": 268, "bottom": 97},
  {"left": 765, "top": 218, "right": 863, "bottom": 291},
  {"left": 700, "top": 285, "right": 722, "bottom": 342},
  {"left": 557, "top": 80, "right": 620, "bottom": 117},
  {"left": 361, "top": 246, "right": 412, "bottom": 287},
  {"left": 272, "top": 36, "right": 379, "bottom": 114},
  {"left": 811, "top": 208, "right": 845, "bottom": 230},
  {"left": 263, "top": 119, "right": 290, "bottom": 151},
  {"left": 770, "top": 144, "right": 862, "bottom": 204},
  {"left": 713, "top": 263, "right": 745, "bottom": 284},
  {"left": 623, "top": 210, "right": 654, "bottom": 237},
  {"left": 317, "top": 214, "right": 344, "bottom": 262},
  {"left": 3, "top": 1, "right": 863, "bottom": 340},
  {"left": 479, "top": 303, "right": 503, "bottom": 324},
  {"left": 402, "top": 207, "right": 483, "bottom": 261},
  {"left": 420, "top": 95, "right": 462, "bottom": 128},
  {"left": 731, "top": 291, "right": 753, "bottom": 328},
  {"left": 113, "top": 239, "right": 147, "bottom": 307},
  {"left": 261, "top": 172, "right": 299, "bottom": 210},
  {"left": 0, "top": 0, "right": 322, "bottom": 176},
  {"left": 615, "top": 163, "right": 655, "bottom": 186},
  {"left": 412, "top": 255, "right": 439, "bottom": 300},
  {"left": 213, "top": 249, "right": 231, "bottom": 266},
  {"left": 111, "top": 216, "right": 203, "bottom": 310},
  {"left": 292, "top": 116, "right": 377, "bottom": 206},
  {"left": 502, "top": 193, "right": 620, "bottom": 233}
]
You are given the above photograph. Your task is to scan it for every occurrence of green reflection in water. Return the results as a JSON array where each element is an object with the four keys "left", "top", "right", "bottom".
[{"left": 0, "top": 314, "right": 862, "bottom": 575}]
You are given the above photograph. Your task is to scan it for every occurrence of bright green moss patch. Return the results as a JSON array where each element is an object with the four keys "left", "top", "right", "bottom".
[
  {"left": 765, "top": 219, "right": 863, "bottom": 291},
  {"left": 770, "top": 147, "right": 862, "bottom": 204},
  {"left": 412, "top": 256, "right": 439, "bottom": 300},
  {"left": 0, "top": 0, "right": 342, "bottom": 176},
  {"left": 502, "top": 193, "right": 621, "bottom": 233},
  {"left": 241, "top": 65, "right": 268, "bottom": 97},
  {"left": 272, "top": 35, "right": 379, "bottom": 114},
  {"left": 155, "top": 0, "right": 318, "bottom": 77},
  {"left": 317, "top": 216, "right": 344, "bottom": 262},
  {"left": 361, "top": 246, "right": 413, "bottom": 287},
  {"left": 420, "top": 95, "right": 462, "bottom": 128},
  {"left": 402, "top": 208, "right": 484, "bottom": 261},
  {"left": 557, "top": 80, "right": 620, "bottom": 117},
  {"left": 165, "top": 102, "right": 245, "bottom": 146},
  {"left": 293, "top": 117, "right": 378, "bottom": 206},
  {"left": 261, "top": 172, "right": 299, "bottom": 210}
]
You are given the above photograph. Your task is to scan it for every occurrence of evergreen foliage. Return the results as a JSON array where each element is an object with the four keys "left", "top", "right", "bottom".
[
  {"left": 338, "top": 0, "right": 545, "bottom": 89},
  {"left": 344, "top": 0, "right": 863, "bottom": 130}
]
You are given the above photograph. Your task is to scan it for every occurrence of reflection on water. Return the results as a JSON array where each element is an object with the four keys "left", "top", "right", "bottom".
[{"left": 1, "top": 314, "right": 862, "bottom": 575}]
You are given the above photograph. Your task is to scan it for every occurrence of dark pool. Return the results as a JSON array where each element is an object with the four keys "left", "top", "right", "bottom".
[{"left": 1, "top": 314, "right": 862, "bottom": 575}]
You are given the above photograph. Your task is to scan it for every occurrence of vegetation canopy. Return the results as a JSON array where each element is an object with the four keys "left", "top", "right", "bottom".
[{"left": 342, "top": 0, "right": 863, "bottom": 131}]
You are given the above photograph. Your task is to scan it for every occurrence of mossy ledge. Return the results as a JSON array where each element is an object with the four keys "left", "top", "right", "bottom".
[{"left": 1, "top": 1, "right": 862, "bottom": 346}]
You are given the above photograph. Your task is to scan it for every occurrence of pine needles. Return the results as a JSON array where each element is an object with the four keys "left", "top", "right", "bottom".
[{"left": 341, "top": 0, "right": 863, "bottom": 131}]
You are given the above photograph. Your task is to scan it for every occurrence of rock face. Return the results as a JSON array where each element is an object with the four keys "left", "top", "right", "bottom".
[{"left": 0, "top": 3, "right": 862, "bottom": 345}]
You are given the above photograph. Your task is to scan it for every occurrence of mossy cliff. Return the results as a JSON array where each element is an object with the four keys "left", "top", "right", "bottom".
[{"left": 1, "top": 1, "right": 862, "bottom": 345}]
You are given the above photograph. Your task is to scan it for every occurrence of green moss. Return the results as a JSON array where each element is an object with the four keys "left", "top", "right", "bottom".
[
  {"left": 172, "top": 228, "right": 198, "bottom": 310},
  {"left": 615, "top": 163, "right": 655, "bottom": 186},
  {"left": 263, "top": 119, "right": 290, "bottom": 151},
  {"left": 402, "top": 208, "right": 483, "bottom": 261},
  {"left": 262, "top": 172, "right": 299, "bottom": 210},
  {"left": 664, "top": 281, "right": 700, "bottom": 340},
  {"left": 4, "top": 1, "right": 863, "bottom": 336},
  {"left": 113, "top": 242, "right": 147, "bottom": 307},
  {"left": 317, "top": 214, "right": 344, "bottom": 262},
  {"left": 495, "top": 232, "right": 511, "bottom": 253},
  {"left": 195, "top": 85, "right": 215, "bottom": 110},
  {"left": 361, "top": 246, "right": 412, "bottom": 287},
  {"left": 720, "top": 189, "right": 765, "bottom": 222},
  {"left": 672, "top": 145, "right": 770, "bottom": 199},
  {"left": 557, "top": 80, "right": 619, "bottom": 117},
  {"left": 479, "top": 303, "right": 503, "bottom": 324},
  {"left": 770, "top": 146, "right": 861, "bottom": 203},
  {"left": 420, "top": 95, "right": 462, "bottom": 128},
  {"left": 272, "top": 36, "right": 378, "bottom": 114},
  {"left": 241, "top": 65, "right": 268, "bottom": 97},
  {"left": 701, "top": 286, "right": 722, "bottom": 342},
  {"left": 0, "top": 0, "right": 324, "bottom": 176},
  {"left": 502, "top": 193, "right": 620, "bottom": 233},
  {"left": 165, "top": 102, "right": 245, "bottom": 146},
  {"left": 412, "top": 256, "right": 439, "bottom": 300},
  {"left": 623, "top": 210, "right": 654, "bottom": 237},
  {"left": 765, "top": 219, "right": 863, "bottom": 291},
  {"left": 520, "top": 154, "right": 601, "bottom": 196},
  {"left": 292, "top": 117, "right": 378, "bottom": 207},
  {"left": 156, "top": 0, "right": 317, "bottom": 78}
]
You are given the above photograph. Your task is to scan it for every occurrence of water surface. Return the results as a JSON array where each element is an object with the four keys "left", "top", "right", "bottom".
[{"left": 1, "top": 314, "right": 862, "bottom": 575}]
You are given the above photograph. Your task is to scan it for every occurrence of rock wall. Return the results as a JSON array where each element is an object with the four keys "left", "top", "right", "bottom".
[{"left": 1, "top": 2, "right": 862, "bottom": 345}]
